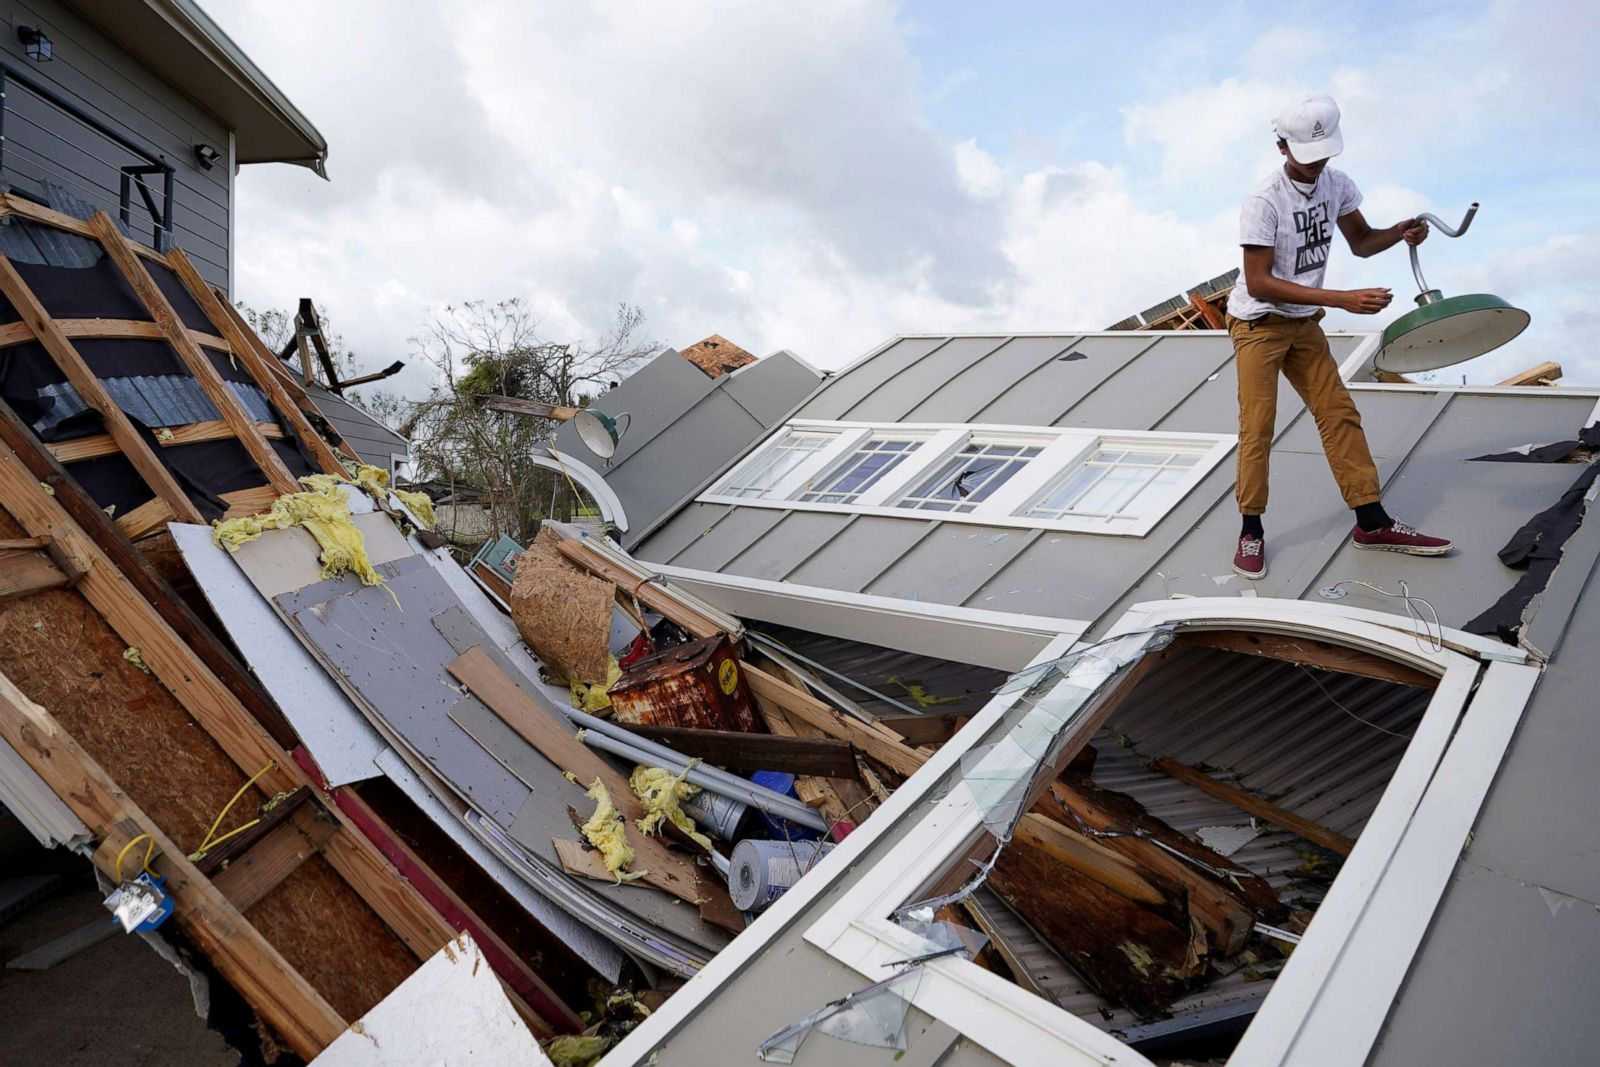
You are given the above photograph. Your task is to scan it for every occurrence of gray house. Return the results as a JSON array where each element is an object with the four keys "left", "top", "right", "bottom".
[
  {"left": 578, "top": 330, "right": 1600, "bottom": 1066},
  {"left": 0, "top": 0, "right": 325, "bottom": 292}
]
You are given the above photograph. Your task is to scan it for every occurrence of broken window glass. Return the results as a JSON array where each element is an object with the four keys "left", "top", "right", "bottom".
[{"left": 757, "top": 967, "right": 927, "bottom": 1063}]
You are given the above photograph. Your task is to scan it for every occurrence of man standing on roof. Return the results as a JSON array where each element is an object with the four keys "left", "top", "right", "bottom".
[{"left": 1227, "top": 93, "right": 1452, "bottom": 580}]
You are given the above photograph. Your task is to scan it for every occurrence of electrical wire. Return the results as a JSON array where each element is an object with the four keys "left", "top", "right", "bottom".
[
  {"left": 1296, "top": 663, "right": 1413, "bottom": 741},
  {"left": 114, "top": 833, "right": 155, "bottom": 883},
  {"left": 1321, "top": 578, "right": 1444, "bottom": 654},
  {"left": 188, "top": 759, "right": 275, "bottom": 862}
]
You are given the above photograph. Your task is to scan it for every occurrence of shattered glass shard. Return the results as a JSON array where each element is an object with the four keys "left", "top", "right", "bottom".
[{"left": 757, "top": 968, "right": 926, "bottom": 1063}]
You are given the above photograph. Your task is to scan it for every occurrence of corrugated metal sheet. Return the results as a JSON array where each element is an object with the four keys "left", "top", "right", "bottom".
[
  {"left": 973, "top": 641, "right": 1431, "bottom": 1040},
  {"left": 35, "top": 376, "right": 275, "bottom": 430}
]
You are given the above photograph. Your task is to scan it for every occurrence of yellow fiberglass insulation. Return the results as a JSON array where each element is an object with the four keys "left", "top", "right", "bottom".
[
  {"left": 211, "top": 477, "right": 385, "bottom": 587},
  {"left": 391, "top": 488, "right": 436, "bottom": 527},
  {"left": 630, "top": 763, "right": 712, "bottom": 852},
  {"left": 322, "top": 463, "right": 438, "bottom": 529},
  {"left": 541, "top": 1035, "right": 612, "bottom": 1067},
  {"left": 570, "top": 656, "right": 622, "bottom": 714},
  {"left": 580, "top": 778, "right": 644, "bottom": 882}
]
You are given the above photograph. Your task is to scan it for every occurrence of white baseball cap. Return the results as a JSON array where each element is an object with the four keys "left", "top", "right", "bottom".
[{"left": 1273, "top": 94, "right": 1344, "bottom": 163}]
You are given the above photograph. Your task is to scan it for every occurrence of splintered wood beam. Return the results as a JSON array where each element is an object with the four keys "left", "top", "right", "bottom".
[
  {"left": 221, "top": 485, "right": 281, "bottom": 518},
  {"left": 208, "top": 289, "right": 359, "bottom": 468},
  {"left": 0, "top": 254, "right": 203, "bottom": 524},
  {"left": 1152, "top": 757, "right": 1355, "bottom": 856},
  {"left": 299, "top": 300, "right": 342, "bottom": 389},
  {"left": 0, "top": 401, "right": 296, "bottom": 747},
  {"left": 482, "top": 395, "right": 581, "bottom": 421},
  {"left": 1188, "top": 290, "right": 1227, "bottom": 329},
  {"left": 0, "top": 672, "right": 346, "bottom": 1058},
  {"left": 1176, "top": 629, "right": 1437, "bottom": 689},
  {"left": 751, "top": 693, "right": 863, "bottom": 835},
  {"left": 619, "top": 723, "right": 858, "bottom": 777},
  {"left": 209, "top": 802, "right": 339, "bottom": 911},
  {"left": 167, "top": 250, "right": 350, "bottom": 478},
  {"left": 875, "top": 713, "right": 965, "bottom": 747},
  {"left": 113, "top": 497, "right": 175, "bottom": 541},
  {"left": 743, "top": 662, "right": 928, "bottom": 778},
  {"left": 87, "top": 213, "right": 300, "bottom": 496},
  {"left": 0, "top": 319, "right": 230, "bottom": 351},
  {"left": 48, "top": 420, "right": 286, "bottom": 464},
  {"left": 1495, "top": 360, "right": 1563, "bottom": 387},
  {"left": 1013, "top": 812, "right": 1169, "bottom": 907}
]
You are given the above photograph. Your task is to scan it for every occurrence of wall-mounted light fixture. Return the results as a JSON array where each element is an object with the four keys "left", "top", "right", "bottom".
[
  {"left": 193, "top": 143, "right": 221, "bottom": 171},
  {"left": 17, "top": 25, "right": 53, "bottom": 62}
]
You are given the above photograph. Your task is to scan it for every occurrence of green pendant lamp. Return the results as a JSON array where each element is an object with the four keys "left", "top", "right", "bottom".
[{"left": 1376, "top": 203, "right": 1530, "bottom": 374}]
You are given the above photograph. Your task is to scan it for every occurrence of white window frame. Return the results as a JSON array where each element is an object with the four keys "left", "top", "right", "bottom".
[
  {"left": 799, "top": 598, "right": 1539, "bottom": 1067},
  {"left": 699, "top": 420, "right": 1235, "bottom": 537},
  {"left": 708, "top": 427, "right": 844, "bottom": 500}
]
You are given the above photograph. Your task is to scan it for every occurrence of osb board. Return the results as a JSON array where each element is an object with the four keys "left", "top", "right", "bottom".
[
  {"left": 246, "top": 853, "right": 418, "bottom": 1021},
  {"left": 509, "top": 563, "right": 613, "bottom": 684},
  {"left": 0, "top": 506, "right": 414, "bottom": 1029},
  {"left": 0, "top": 510, "right": 244, "bottom": 844}
]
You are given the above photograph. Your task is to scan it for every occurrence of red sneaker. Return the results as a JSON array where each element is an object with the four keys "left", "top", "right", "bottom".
[
  {"left": 1233, "top": 534, "right": 1267, "bottom": 579},
  {"left": 1351, "top": 519, "right": 1452, "bottom": 556}
]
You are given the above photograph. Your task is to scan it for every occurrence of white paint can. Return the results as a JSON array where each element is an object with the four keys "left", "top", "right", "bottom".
[{"left": 728, "top": 839, "right": 835, "bottom": 913}]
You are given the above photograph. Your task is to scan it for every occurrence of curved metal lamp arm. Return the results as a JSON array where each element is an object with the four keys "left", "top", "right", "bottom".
[{"left": 1409, "top": 202, "right": 1479, "bottom": 294}]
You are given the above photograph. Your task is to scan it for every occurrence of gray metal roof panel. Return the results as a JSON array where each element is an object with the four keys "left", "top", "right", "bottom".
[
  {"left": 1052, "top": 334, "right": 1239, "bottom": 430},
  {"left": 864, "top": 523, "right": 1044, "bottom": 606},
  {"left": 903, "top": 335, "right": 1079, "bottom": 423},
  {"left": 835, "top": 335, "right": 1015, "bottom": 423},
  {"left": 969, "top": 335, "right": 1155, "bottom": 426},
  {"left": 717, "top": 509, "right": 858, "bottom": 580},
  {"left": 798, "top": 336, "right": 952, "bottom": 420},
  {"left": 666, "top": 505, "right": 791, "bottom": 573},
  {"left": 783, "top": 513, "right": 939, "bottom": 590}
]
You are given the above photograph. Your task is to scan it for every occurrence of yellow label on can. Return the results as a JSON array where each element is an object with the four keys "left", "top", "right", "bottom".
[{"left": 718, "top": 658, "right": 739, "bottom": 695}]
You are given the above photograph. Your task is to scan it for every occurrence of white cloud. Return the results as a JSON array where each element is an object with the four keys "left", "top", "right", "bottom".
[{"left": 210, "top": 0, "right": 1600, "bottom": 399}]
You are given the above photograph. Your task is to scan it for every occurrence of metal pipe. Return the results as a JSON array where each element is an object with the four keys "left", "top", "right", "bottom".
[
  {"left": 568, "top": 713, "right": 830, "bottom": 831},
  {"left": 1408, "top": 202, "right": 1479, "bottom": 297}
]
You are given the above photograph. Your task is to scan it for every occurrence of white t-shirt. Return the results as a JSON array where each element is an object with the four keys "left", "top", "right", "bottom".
[{"left": 1226, "top": 167, "right": 1363, "bottom": 320}]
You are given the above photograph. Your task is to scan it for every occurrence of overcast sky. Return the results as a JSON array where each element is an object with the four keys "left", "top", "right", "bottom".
[{"left": 210, "top": 0, "right": 1599, "bottom": 399}]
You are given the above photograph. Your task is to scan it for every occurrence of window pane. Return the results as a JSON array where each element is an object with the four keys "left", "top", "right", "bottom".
[
  {"left": 719, "top": 432, "right": 832, "bottom": 498},
  {"left": 896, "top": 440, "right": 1042, "bottom": 514},
  {"left": 1026, "top": 444, "right": 1207, "bottom": 522},
  {"left": 802, "top": 438, "right": 920, "bottom": 503}
]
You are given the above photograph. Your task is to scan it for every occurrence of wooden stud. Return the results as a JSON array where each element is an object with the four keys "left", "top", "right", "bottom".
[
  {"left": 1188, "top": 290, "right": 1227, "bottom": 329},
  {"left": 0, "top": 194, "right": 169, "bottom": 263},
  {"left": 0, "top": 253, "right": 203, "bottom": 524},
  {"left": 743, "top": 662, "right": 927, "bottom": 777},
  {"left": 1152, "top": 756, "right": 1355, "bottom": 856},
  {"left": 1495, "top": 360, "right": 1563, "bottom": 387},
  {"left": 0, "top": 537, "right": 79, "bottom": 599},
  {"left": 1013, "top": 812, "right": 1170, "bottom": 907},
  {"left": 0, "top": 436, "right": 467, "bottom": 977},
  {"left": 0, "top": 319, "right": 229, "bottom": 351},
  {"left": 552, "top": 537, "right": 726, "bottom": 640},
  {"left": 113, "top": 497, "right": 175, "bottom": 541},
  {"left": 0, "top": 400, "right": 296, "bottom": 747},
  {"left": 167, "top": 250, "right": 351, "bottom": 476},
  {"left": 751, "top": 693, "right": 863, "bottom": 834},
  {"left": 0, "top": 672, "right": 346, "bottom": 1058},
  {"left": 87, "top": 213, "right": 300, "bottom": 495},
  {"left": 210, "top": 802, "right": 339, "bottom": 911},
  {"left": 299, "top": 300, "right": 343, "bottom": 389},
  {"left": 220, "top": 485, "right": 282, "bottom": 518},
  {"left": 49, "top": 420, "right": 285, "bottom": 464},
  {"left": 1177, "top": 629, "right": 1436, "bottom": 689}
]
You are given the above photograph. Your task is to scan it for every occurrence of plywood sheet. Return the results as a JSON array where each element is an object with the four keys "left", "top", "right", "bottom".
[{"left": 170, "top": 522, "right": 384, "bottom": 786}]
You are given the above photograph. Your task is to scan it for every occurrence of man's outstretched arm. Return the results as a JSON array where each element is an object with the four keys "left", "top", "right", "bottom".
[
  {"left": 1239, "top": 245, "right": 1393, "bottom": 314},
  {"left": 1338, "top": 210, "right": 1430, "bottom": 258}
]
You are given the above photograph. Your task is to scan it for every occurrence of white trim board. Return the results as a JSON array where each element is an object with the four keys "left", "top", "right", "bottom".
[
  {"left": 801, "top": 601, "right": 1518, "bottom": 1067},
  {"left": 649, "top": 563, "right": 1089, "bottom": 672}
]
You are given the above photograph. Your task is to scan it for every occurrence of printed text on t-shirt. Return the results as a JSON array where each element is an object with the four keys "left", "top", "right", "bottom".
[{"left": 1293, "top": 203, "right": 1332, "bottom": 275}]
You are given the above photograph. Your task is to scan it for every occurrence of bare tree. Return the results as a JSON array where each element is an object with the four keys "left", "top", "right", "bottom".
[{"left": 399, "top": 299, "right": 655, "bottom": 542}]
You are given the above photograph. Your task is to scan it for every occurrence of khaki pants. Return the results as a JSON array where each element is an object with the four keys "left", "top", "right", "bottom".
[{"left": 1228, "top": 310, "right": 1380, "bottom": 516}]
